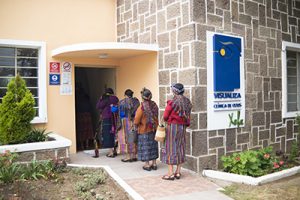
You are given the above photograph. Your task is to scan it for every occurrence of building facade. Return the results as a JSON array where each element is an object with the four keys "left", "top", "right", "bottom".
[
  {"left": 117, "top": 0, "right": 300, "bottom": 172},
  {"left": 1, "top": 0, "right": 300, "bottom": 173}
]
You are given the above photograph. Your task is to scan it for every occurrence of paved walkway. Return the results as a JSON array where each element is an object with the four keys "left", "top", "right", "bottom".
[{"left": 70, "top": 150, "right": 233, "bottom": 200}]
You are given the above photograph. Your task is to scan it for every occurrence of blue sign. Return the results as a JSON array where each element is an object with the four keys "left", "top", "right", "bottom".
[
  {"left": 49, "top": 74, "right": 60, "bottom": 85},
  {"left": 213, "top": 34, "right": 241, "bottom": 92}
]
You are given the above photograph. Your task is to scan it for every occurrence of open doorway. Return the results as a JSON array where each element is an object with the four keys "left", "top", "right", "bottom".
[{"left": 75, "top": 66, "right": 116, "bottom": 151}]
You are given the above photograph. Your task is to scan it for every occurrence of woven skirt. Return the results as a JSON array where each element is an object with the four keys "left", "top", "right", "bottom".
[
  {"left": 117, "top": 118, "right": 136, "bottom": 154},
  {"left": 137, "top": 131, "right": 158, "bottom": 162},
  {"left": 161, "top": 123, "right": 186, "bottom": 165},
  {"left": 102, "top": 118, "right": 115, "bottom": 148}
]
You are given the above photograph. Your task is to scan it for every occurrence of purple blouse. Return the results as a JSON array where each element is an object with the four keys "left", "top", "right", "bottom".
[{"left": 96, "top": 95, "right": 119, "bottom": 119}]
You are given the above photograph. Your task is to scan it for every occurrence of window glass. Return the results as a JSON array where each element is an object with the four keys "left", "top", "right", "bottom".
[
  {"left": 17, "top": 48, "right": 38, "bottom": 57},
  {"left": 286, "top": 50, "right": 299, "bottom": 112},
  {"left": 0, "top": 57, "right": 15, "bottom": 66},
  {"left": 0, "top": 47, "right": 15, "bottom": 57},
  {"left": 0, "top": 67, "right": 15, "bottom": 77}
]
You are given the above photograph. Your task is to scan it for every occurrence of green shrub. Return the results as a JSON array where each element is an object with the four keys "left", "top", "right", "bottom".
[
  {"left": 20, "top": 160, "right": 46, "bottom": 180},
  {"left": 0, "top": 74, "right": 36, "bottom": 144},
  {"left": 221, "top": 146, "right": 281, "bottom": 177},
  {"left": 25, "top": 128, "right": 51, "bottom": 143},
  {"left": 0, "top": 151, "right": 20, "bottom": 183}
]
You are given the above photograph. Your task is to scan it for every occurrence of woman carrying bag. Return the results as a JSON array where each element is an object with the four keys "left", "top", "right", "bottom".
[
  {"left": 134, "top": 88, "right": 159, "bottom": 171},
  {"left": 161, "top": 83, "right": 192, "bottom": 180}
]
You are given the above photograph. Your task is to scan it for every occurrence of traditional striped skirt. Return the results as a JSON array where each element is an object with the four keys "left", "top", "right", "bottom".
[
  {"left": 117, "top": 118, "right": 136, "bottom": 154},
  {"left": 102, "top": 118, "right": 115, "bottom": 148},
  {"left": 161, "top": 123, "right": 186, "bottom": 165},
  {"left": 137, "top": 131, "right": 158, "bottom": 162}
]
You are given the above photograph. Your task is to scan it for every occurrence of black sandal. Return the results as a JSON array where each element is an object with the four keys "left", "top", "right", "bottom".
[
  {"left": 151, "top": 165, "right": 157, "bottom": 170},
  {"left": 174, "top": 173, "right": 181, "bottom": 179},
  {"left": 131, "top": 158, "right": 138, "bottom": 162},
  {"left": 143, "top": 166, "right": 152, "bottom": 171},
  {"left": 121, "top": 158, "right": 132, "bottom": 162},
  {"left": 162, "top": 174, "right": 175, "bottom": 181}
]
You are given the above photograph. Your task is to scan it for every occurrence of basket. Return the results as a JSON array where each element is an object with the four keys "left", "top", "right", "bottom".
[{"left": 155, "top": 124, "right": 165, "bottom": 142}]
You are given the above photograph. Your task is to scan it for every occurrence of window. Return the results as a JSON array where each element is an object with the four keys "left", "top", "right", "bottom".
[
  {"left": 0, "top": 40, "right": 47, "bottom": 123},
  {"left": 282, "top": 42, "right": 300, "bottom": 118}
]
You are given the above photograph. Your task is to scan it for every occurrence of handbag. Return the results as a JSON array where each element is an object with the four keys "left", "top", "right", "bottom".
[
  {"left": 155, "top": 124, "right": 165, "bottom": 142},
  {"left": 155, "top": 116, "right": 166, "bottom": 142},
  {"left": 127, "top": 127, "right": 137, "bottom": 144}
]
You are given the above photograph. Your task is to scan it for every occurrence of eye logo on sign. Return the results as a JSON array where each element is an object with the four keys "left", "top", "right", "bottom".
[{"left": 213, "top": 34, "right": 241, "bottom": 92}]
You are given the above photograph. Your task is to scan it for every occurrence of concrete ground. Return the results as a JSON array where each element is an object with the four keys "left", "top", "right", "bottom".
[{"left": 70, "top": 149, "right": 233, "bottom": 200}]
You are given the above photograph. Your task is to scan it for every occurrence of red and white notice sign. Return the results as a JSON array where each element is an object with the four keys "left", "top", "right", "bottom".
[
  {"left": 49, "top": 62, "right": 60, "bottom": 73},
  {"left": 62, "top": 62, "right": 72, "bottom": 72}
]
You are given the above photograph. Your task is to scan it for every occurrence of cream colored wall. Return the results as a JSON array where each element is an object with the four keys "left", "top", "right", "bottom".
[
  {"left": 117, "top": 53, "right": 159, "bottom": 105},
  {"left": 0, "top": 0, "right": 116, "bottom": 153}
]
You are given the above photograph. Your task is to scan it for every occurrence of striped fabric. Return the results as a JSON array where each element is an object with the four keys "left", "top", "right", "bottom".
[
  {"left": 137, "top": 131, "right": 158, "bottom": 162},
  {"left": 118, "top": 118, "right": 136, "bottom": 154},
  {"left": 161, "top": 124, "right": 186, "bottom": 165}
]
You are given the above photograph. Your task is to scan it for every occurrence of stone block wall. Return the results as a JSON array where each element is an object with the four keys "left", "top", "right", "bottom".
[
  {"left": 16, "top": 148, "right": 70, "bottom": 163},
  {"left": 117, "top": 0, "right": 300, "bottom": 172}
]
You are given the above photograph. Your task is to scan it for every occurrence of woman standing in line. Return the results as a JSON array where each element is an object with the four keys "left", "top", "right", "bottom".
[
  {"left": 118, "top": 89, "right": 140, "bottom": 162},
  {"left": 96, "top": 88, "right": 119, "bottom": 157},
  {"left": 134, "top": 88, "right": 159, "bottom": 171},
  {"left": 161, "top": 83, "right": 192, "bottom": 180}
]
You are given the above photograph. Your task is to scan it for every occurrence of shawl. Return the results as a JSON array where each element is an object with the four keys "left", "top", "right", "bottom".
[{"left": 141, "top": 100, "right": 158, "bottom": 129}]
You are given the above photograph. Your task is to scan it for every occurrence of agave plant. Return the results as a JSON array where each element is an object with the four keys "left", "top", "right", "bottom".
[{"left": 24, "top": 128, "right": 52, "bottom": 143}]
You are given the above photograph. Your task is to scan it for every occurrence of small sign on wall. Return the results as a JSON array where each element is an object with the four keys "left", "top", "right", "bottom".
[
  {"left": 206, "top": 32, "right": 245, "bottom": 130},
  {"left": 49, "top": 62, "right": 60, "bottom": 73},
  {"left": 49, "top": 74, "right": 60, "bottom": 85},
  {"left": 60, "top": 61, "right": 72, "bottom": 95}
]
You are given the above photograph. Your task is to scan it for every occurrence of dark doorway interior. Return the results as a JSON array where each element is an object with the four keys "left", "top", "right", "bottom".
[{"left": 75, "top": 67, "right": 116, "bottom": 151}]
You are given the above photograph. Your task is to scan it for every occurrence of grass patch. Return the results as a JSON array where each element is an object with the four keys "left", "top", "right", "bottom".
[{"left": 222, "top": 173, "right": 300, "bottom": 200}]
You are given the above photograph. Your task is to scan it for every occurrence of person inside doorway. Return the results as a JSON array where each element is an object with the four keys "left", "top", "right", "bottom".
[
  {"left": 118, "top": 89, "right": 140, "bottom": 162},
  {"left": 96, "top": 88, "right": 119, "bottom": 157},
  {"left": 75, "top": 84, "right": 94, "bottom": 150}
]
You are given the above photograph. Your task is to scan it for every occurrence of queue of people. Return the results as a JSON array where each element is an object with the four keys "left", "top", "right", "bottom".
[{"left": 95, "top": 83, "right": 192, "bottom": 181}]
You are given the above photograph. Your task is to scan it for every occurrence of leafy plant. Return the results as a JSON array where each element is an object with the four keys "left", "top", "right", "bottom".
[
  {"left": 0, "top": 74, "right": 36, "bottom": 144},
  {"left": 221, "top": 146, "right": 282, "bottom": 177},
  {"left": 289, "top": 140, "right": 299, "bottom": 162},
  {"left": 0, "top": 163, "right": 20, "bottom": 183},
  {"left": 0, "top": 151, "right": 20, "bottom": 183},
  {"left": 228, "top": 110, "right": 244, "bottom": 128},
  {"left": 20, "top": 160, "right": 46, "bottom": 180},
  {"left": 24, "top": 128, "right": 51, "bottom": 143}
]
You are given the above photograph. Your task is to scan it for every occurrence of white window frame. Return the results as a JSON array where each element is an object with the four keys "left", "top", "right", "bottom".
[
  {"left": 0, "top": 39, "right": 47, "bottom": 123},
  {"left": 282, "top": 41, "right": 300, "bottom": 118}
]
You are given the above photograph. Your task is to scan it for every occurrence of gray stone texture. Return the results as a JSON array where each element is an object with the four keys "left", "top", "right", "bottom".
[
  {"left": 226, "top": 129, "right": 236, "bottom": 152},
  {"left": 178, "top": 68, "right": 198, "bottom": 85},
  {"left": 191, "top": 0, "right": 206, "bottom": 23},
  {"left": 199, "top": 155, "right": 217, "bottom": 170},
  {"left": 209, "top": 137, "right": 224, "bottom": 148},
  {"left": 178, "top": 24, "right": 196, "bottom": 43},
  {"left": 192, "top": 131, "right": 208, "bottom": 156},
  {"left": 183, "top": 156, "right": 198, "bottom": 172},
  {"left": 116, "top": 0, "right": 300, "bottom": 172}
]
